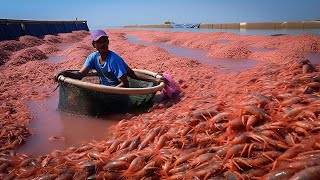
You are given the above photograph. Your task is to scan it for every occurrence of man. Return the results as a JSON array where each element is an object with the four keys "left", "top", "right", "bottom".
[{"left": 55, "top": 29, "right": 166, "bottom": 87}]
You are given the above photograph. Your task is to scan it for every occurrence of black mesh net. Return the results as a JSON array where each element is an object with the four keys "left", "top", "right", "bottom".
[{"left": 58, "top": 75, "right": 155, "bottom": 116}]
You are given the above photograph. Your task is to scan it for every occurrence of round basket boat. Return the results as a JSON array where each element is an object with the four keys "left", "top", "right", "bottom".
[{"left": 57, "top": 69, "right": 165, "bottom": 115}]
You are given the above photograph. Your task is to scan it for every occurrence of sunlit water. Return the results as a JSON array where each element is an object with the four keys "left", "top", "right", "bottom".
[
  {"left": 304, "top": 52, "right": 320, "bottom": 64},
  {"left": 101, "top": 26, "right": 320, "bottom": 36},
  {"left": 47, "top": 43, "right": 72, "bottom": 63},
  {"left": 18, "top": 91, "right": 126, "bottom": 157}
]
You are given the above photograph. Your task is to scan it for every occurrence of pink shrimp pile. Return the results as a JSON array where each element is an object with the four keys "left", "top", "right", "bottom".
[{"left": 0, "top": 29, "right": 320, "bottom": 179}]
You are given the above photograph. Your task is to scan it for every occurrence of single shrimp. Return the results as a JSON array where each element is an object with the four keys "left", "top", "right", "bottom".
[
  {"left": 282, "top": 106, "right": 307, "bottom": 120},
  {"left": 173, "top": 152, "right": 195, "bottom": 168},
  {"left": 105, "top": 139, "right": 121, "bottom": 154},
  {"left": 261, "top": 168, "right": 296, "bottom": 180},
  {"left": 272, "top": 142, "right": 315, "bottom": 170},
  {"left": 128, "top": 135, "right": 141, "bottom": 151},
  {"left": 138, "top": 126, "right": 162, "bottom": 150},
  {"left": 254, "top": 121, "right": 285, "bottom": 131},
  {"left": 246, "top": 115, "right": 258, "bottom": 131},
  {"left": 15, "top": 167, "right": 39, "bottom": 178},
  {"left": 223, "top": 144, "right": 249, "bottom": 161},
  {"left": 103, "top": 160, "right": 128, "bottom": 171},
  {"left": 288, "top": 165, "right": 320, "bottom": 180},
  {"left": 169, "top": 162, "right": 192, "bottom": 175},
  {"left": 120, "top": 155, "right": 146, "bottom": 178},
  {"left": 155, "top": 134, "right": 168, "bottom": 150},
  {"left": 242, "top": 105, "right": 271, "bottom": 120},
  {"left": 210, "top": 112, "right": 230, "bottom": 123},
  {"left": 185, "top": 162, "right": 223, "bottom": 179},
  {"left": 190, "top": 153, "right": 216, "bottom": 167}
]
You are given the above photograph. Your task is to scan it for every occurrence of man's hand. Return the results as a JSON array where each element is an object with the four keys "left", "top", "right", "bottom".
[
  {"left": 155, "top": 73, "right": 169, "bottom": 85},
  {"left": 54, "top": 70, "right": 68, "bottom": 82}
]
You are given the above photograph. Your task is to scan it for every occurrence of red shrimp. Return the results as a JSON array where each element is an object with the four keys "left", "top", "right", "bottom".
[
  {"left": 186, "top": 162, "right": 223, "bottom": 179},
  {"left": 246, "top": 115, "right": 258, "bottom": 131},
  {"left": 116, "top": 152, "right": 138, "bottom": 163},
  {"left": 155, "top": 134, "right": 168, "bottom": 150},
  {"left": 132, "top": 161, "right": 157, "bottom": 179},
  {"left": 242, "top": 168, "right": 269, "bottom": 179},
  {"left": 224, "top": 170, "right": 244, "bottom": 180},
  {"left": 282, "top": 106, "right": 307, "bottom": 120},
  {"left": 254, "top": 121, "right": 285, "bottom": 131},
  {"left": 224, "top": 144, "right": 249, "bottom": 161},
  {"left": 272, "top": 142, "right": 315, "bottom": 170},
  {"left": 286, "top": 158, "right": 320, "bottom": 170},
  {"left": 169, "top": 163, "right": 192, "bottom": 175},
  {"left": 103, "top": 160, "right": 128, "bottom": 171},
  {"left": 288, "top": 165, "right": 320, "bottom": 179},
  {"left": 36, "top": 174, "right": 58, "bottom": 180},
  {"left": 128, "top": 135, "right": 141, "bottom": 151},
  {"left": 210, "top": 112, "right": 230, "bottom": 123},
  {"left": 280, "top": 97, "right": 301, "bottom": 106},
  {"left": 190, "top": 153, "right": 216, "bottom": 167},
  {"left": 18, "top": 158, "right": 34, "bottom": 167},
  {"left": 282, "top": 131, "right": 296, "bottom": 146},
  {"left": 15, "top": 167, "right": 39, "bottom": 178},
  {"left": 138, "top": 126, "right": 162, "bottom": 150},
  {"left": 166, "top": 172, "right": 186, "bottom": 180},
  {"left": 120, "top": 155, "right": 146, "bottom": 178},
  {"left": 87, "top": 151, "right": 110, "bottom": 162},
  {"left": 105, "top": 139, "right": 121, "bottom": 154},
  {"left": 173, "top": 152, "right": 195, "bottom": 168},
  {"left": 262, "top": 168, "right": 296, "bottom": 180},
  {"left": 180, "top": 125, "right": 192, "bottom": 136},
  {"left": 242, "top": 105, "right": 271, "bottom": 120},
  {"left": 229, "top": 132, "right": 250, "bottom": 145}
]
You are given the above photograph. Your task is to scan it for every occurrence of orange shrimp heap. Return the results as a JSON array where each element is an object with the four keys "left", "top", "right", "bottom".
[
  {"left": 1, "top": 59, "right": 320, "bottom": 179},
  {"left": 1, "top": 30, "right": 320, "bottom": 179}
]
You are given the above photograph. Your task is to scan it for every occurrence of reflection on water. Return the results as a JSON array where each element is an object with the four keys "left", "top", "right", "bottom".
[
  {"left": 47, "top": 56, "right": 65, "bottom": 63},
  {"left": 57, "top": 43, "right": 73, "bottom": 50},
  {"left": 304, "top": 52, "right": 320, "bottom": 65},
  {"left": 126, "top": 35, "right": 258, "bottom": 73},
  {"left": 249, "top": 47, "right": 276, "bottom": 52},
  {"left": 217, "top": 40, "right": 232, "bottom": 44},
  {"left": 18, "top": 91, "right": 124, "bottom": 156}
]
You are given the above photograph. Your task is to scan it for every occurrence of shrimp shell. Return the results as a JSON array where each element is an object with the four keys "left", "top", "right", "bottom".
[{"left": 288, "top": 165, "right": 320, "bottom": 180}]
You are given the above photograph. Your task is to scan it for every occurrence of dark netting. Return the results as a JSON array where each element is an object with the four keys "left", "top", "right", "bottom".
[{"left": 58, "top": 75, "right": 155, "bottom": 116}]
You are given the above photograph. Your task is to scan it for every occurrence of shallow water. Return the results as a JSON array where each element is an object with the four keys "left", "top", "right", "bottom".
[
  {"left": 304, "top": 52, "right": 320, "bottom": 64},
  {"left": 126, "top": 35, "right": 258, "bottom": 73},
  {"left": 104, "top": 26, "right": 320, "bottom": 36},
  {"left": 18, "top": 91, "right": 124, "bottom": 156},
  {"left": 47, "top": 56, "right": 65, "bottom": 63},
  {"left": 47, "top": 43, "right": 72, "bottom": 63},
  {"left": 57, "top": 43, "right": 73, "bottom": 50}
]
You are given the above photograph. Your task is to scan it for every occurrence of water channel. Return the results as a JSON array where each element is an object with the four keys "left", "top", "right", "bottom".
[{"left": 125, "top": 35, "right": 259, "bottom": 73}]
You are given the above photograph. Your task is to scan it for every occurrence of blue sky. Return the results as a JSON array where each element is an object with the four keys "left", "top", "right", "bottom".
[{"left": 1, "top": 0, "right": 319, "bottom": 29}]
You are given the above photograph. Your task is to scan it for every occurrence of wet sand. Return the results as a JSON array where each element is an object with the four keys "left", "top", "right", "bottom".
[{"left": 0, "top": 29, "right": 320, "bottom": 179}]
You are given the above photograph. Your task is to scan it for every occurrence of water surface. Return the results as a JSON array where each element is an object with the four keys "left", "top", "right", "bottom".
[
  {"left": 18, "top": 91, "right": 125, "bottom": 156},
  {"left": 126, "top": 35, "right": 258, "bottom": 73}
]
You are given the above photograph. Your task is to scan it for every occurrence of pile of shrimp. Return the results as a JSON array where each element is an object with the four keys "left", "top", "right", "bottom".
[{"left": 1, "top": 57, "right": 320, "bottom": 179}]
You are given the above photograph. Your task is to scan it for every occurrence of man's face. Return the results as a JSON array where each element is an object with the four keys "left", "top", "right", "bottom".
[{"left": 94, "top": 36, "right": 109, "bottom": 53}]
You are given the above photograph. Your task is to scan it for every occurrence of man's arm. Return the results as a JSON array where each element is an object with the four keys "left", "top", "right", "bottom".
[
  {"left": 126, "top": 67, "right": 166, "bottom": 84},
  {"left": 117, "top": 74, "right": 129, "bottom": 88},
  {"left": 55, "top": 66, "right": 91, "bottom": 81}
]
